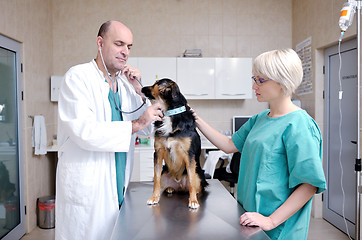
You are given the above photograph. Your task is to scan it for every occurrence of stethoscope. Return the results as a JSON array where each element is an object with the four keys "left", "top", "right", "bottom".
[{"left": 96, "top": 46, "right": 146, "bottom": 114}]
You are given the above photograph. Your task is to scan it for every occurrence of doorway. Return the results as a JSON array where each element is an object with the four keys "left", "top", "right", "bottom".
[
  {"left": 0, "top": 35, "right": 25, "bottom": 239},
  {"left": 323, "top": 38, "right": 357, "bottom": 237}
]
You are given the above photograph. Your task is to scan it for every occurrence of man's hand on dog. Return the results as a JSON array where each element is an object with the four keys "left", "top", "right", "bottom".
[
  {"left": 132, "top": 103, "right": 163, "bottom": 133},
  {"left": 122, "top": 64, "right": 143, "bottom": 95}
]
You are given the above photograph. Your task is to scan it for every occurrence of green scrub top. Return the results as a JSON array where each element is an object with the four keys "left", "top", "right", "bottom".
[
  {"left": 108, "top": 82, "right": 127, "bottom": 206},
  {"left": 232, "top": 109, "right": 326, "bottom": 240}
]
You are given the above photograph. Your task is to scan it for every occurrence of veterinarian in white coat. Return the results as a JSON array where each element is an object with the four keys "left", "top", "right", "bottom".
[{"left": 56, "top": 21, "right": 163, "bottom": 240}]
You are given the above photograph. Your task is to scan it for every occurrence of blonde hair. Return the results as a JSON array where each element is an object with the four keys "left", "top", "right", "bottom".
[{"left": 252, "top": 49, "right": 303, "bottom": 96}]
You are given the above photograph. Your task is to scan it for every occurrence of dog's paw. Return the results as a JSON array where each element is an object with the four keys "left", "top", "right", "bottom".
[
  {"left": 165, "top": 187, "right": 175, "bottom": 194},
  {"left": 188, "top": 200, "right": 200, "bottom": 209},
  {"left": 147, "top": 196, "right": 160, "bottom": 205}
]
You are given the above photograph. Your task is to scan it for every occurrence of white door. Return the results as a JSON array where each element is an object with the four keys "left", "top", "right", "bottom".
[
  {"left": 0, "top": 35, "right": 25, "bottom": 239},
  {"left": 323, "top": 38, "right": 357, "bottom": 237}
]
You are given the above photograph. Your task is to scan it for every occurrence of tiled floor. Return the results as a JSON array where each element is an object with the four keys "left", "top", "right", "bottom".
[
  {"left": 307, "top": 218, "right": 350, "bottom": 240},
  {"left": 19, "top": 217, "right": 350, "bottom": 240},
  {"left": 20, "top": 227, "right": 54, "bottom": 240}
]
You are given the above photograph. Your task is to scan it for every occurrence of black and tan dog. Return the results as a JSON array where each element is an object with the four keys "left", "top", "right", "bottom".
[{"left": 141, "top": 78, "right": 208, "bottom": 209}]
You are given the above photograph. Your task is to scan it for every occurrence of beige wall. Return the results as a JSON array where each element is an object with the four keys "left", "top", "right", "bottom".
[
  {"left": 0, "top": 0, "right": 57, "bottom": 234},
  {"left": 1, "top": 0, "right": 294, "bottom": 234},
  {"left": 52, "top": 0, "right": 292, "bottom": 72},
  {"left": 292, "top": 0, "right": 356, "bottom": 122},
  {"left": 52, "top": 0, "right": 292, "bottom": 131}
]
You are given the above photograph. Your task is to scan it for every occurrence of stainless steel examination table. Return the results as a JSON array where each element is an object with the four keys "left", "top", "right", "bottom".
[{"left": 111, "top": 179, "right": 270, "bottom": 240}]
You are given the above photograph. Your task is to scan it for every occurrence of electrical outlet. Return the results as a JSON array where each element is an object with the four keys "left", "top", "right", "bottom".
[{"left": 50, "top": 75, "right": 64, "bottom": 102}]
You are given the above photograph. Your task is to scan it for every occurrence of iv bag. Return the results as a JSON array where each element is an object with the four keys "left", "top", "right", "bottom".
[{"left": 339, "top": 2, "right": 356, "bottom": 32}]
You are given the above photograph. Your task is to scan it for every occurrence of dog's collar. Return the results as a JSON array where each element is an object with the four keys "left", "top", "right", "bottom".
[{"left": 164, "top": 106, "right": 187, "bottom": 117}]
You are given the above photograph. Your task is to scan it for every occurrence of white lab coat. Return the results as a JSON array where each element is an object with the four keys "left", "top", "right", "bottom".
[{"left": 55, "top": 60, "right": 152, "bottom": 240}]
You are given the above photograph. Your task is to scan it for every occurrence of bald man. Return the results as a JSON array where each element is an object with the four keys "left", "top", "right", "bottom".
[{"left": 56, "top": 20, "right": 162, "bottom": 240}]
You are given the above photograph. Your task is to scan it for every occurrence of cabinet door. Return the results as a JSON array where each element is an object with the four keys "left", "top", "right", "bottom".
[
  {"left": 131, "top": 149, "right": 140, "bottom": 182},
  {"left": 139, "top": 149, "right": 155, "bottom": 182},
  {"left": 127, "top": 57, "right": 138, "bottom": 69},
  {"left": 138, "top": 58, "right": 177, "bottom": 87},
  {"left": 215, "top": 58, "right": 252, "bottom": 99},
  {"left": 177, "top": 58, "right": 215, "bottom": 99}
]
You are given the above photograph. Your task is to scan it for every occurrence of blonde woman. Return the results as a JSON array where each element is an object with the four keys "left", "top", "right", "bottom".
[{"left": 194, "top": 49, "right": 326, "bottom": 240}]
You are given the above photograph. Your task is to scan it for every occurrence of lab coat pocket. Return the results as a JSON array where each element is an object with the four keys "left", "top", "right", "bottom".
[{"left": 61, "top": 162, "right": 97, "bottom": 206}]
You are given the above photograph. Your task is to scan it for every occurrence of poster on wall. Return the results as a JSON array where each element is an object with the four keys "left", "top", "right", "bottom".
[{"left": 296, "top": 37, "right": 313, "bottom": 95}]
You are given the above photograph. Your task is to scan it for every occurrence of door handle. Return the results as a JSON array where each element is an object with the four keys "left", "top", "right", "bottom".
[
  {"left": 185, "top": 93, "right": 208, "bottom": 96},
  {"left": 221, "top": 93, "right": 246, "bottom": 96},
  {"left": 351, "top": 141, "right": 357, "bottom": 144}
]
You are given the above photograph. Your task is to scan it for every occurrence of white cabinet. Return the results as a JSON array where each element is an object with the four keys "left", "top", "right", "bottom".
[
  {"left": 131, "top": 149, "right": 140, "bottom": 182},
  {"left": 127, "top": 57, "right": 177, "bottom": 87},
  {"left": 176, "top": 58, "right": 215, "bottom": 99},
  {"left": 132, "top": 147, "right": 154, "bottom": 182},
  {"left": 215, "top": 58, "right": 252, "bottom": 99},
  {"left": 139, "top": 149, "right": 154, "bottom": 181},
  {"left": 128, "top": 57, "right": 252, "bottom": 99},
  {"left": 126, "top": 57, "right": 138, "bottom": 69},
  {"left": 138, "top": 58, "right": 176, "bottom": 86}
]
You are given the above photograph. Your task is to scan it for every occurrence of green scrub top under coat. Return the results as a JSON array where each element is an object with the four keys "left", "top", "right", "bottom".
[
  {"left": 107, "top": 82, "right": 127, "bottom": 206},
  {"left": 232, "top": 109, "right": 326, "bottom": 240}
]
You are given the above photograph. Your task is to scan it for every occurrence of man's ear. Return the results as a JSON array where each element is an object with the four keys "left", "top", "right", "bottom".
[{"left": 97, "top": 36, "right": 103, "bottom": 49}]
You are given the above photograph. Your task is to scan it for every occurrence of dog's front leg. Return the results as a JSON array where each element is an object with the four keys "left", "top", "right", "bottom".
[
  {"left": 147, "top": 150, "right": 163, "bottom": 205},
  {"left": 186, "top": 158, "right": 200, "bottom": 209}
]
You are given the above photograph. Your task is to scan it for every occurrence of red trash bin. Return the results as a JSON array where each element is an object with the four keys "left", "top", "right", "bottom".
[{"left": 37, "top": 195, "right": 55, "bottom": 229}]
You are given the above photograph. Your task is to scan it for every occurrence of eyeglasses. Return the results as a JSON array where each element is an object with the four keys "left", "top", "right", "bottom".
[{"left": 252, "top": 76, "right": 270, "bottom": 86}]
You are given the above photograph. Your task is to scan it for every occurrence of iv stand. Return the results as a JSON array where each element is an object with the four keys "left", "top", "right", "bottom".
[{"left": 356, "top": 1, "right": 361, "bottom": 240}]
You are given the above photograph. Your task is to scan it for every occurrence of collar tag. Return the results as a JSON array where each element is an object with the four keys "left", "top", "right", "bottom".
[{"left": 165, "top": 106, "right": 187, "bottom": 117}]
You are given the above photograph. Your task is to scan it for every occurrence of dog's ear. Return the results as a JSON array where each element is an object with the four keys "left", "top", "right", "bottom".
[
  {"left": 163, "top": 87, "right": 172, "bottom": 98},
  {"left": 171, "top": 85, "right": 181, "bottom": 99}
]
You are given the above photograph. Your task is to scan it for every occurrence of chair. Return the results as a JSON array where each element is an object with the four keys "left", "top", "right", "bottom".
[{"left": 213, "top": 152, "right": 241, "bottom": 196}]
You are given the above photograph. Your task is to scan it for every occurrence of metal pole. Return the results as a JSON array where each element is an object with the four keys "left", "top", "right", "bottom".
[{"left": 356, "top": 1, "right": 361, "bottom": 239}]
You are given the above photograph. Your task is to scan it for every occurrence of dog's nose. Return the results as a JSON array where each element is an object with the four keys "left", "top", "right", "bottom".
[
  {"left": 141, "top": 87, "right": 148, "bottom": 94},
  {"left": 141, "top": 87, "right": 152, "bottom": 98}
]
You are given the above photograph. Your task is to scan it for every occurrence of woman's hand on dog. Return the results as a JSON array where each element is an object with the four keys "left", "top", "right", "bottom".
[
  {"left": 132, "top": 103, "right": 163, "bottom": 133},
  {"left": 188, "top": 105, "right": 200, "bottom": 121}
]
